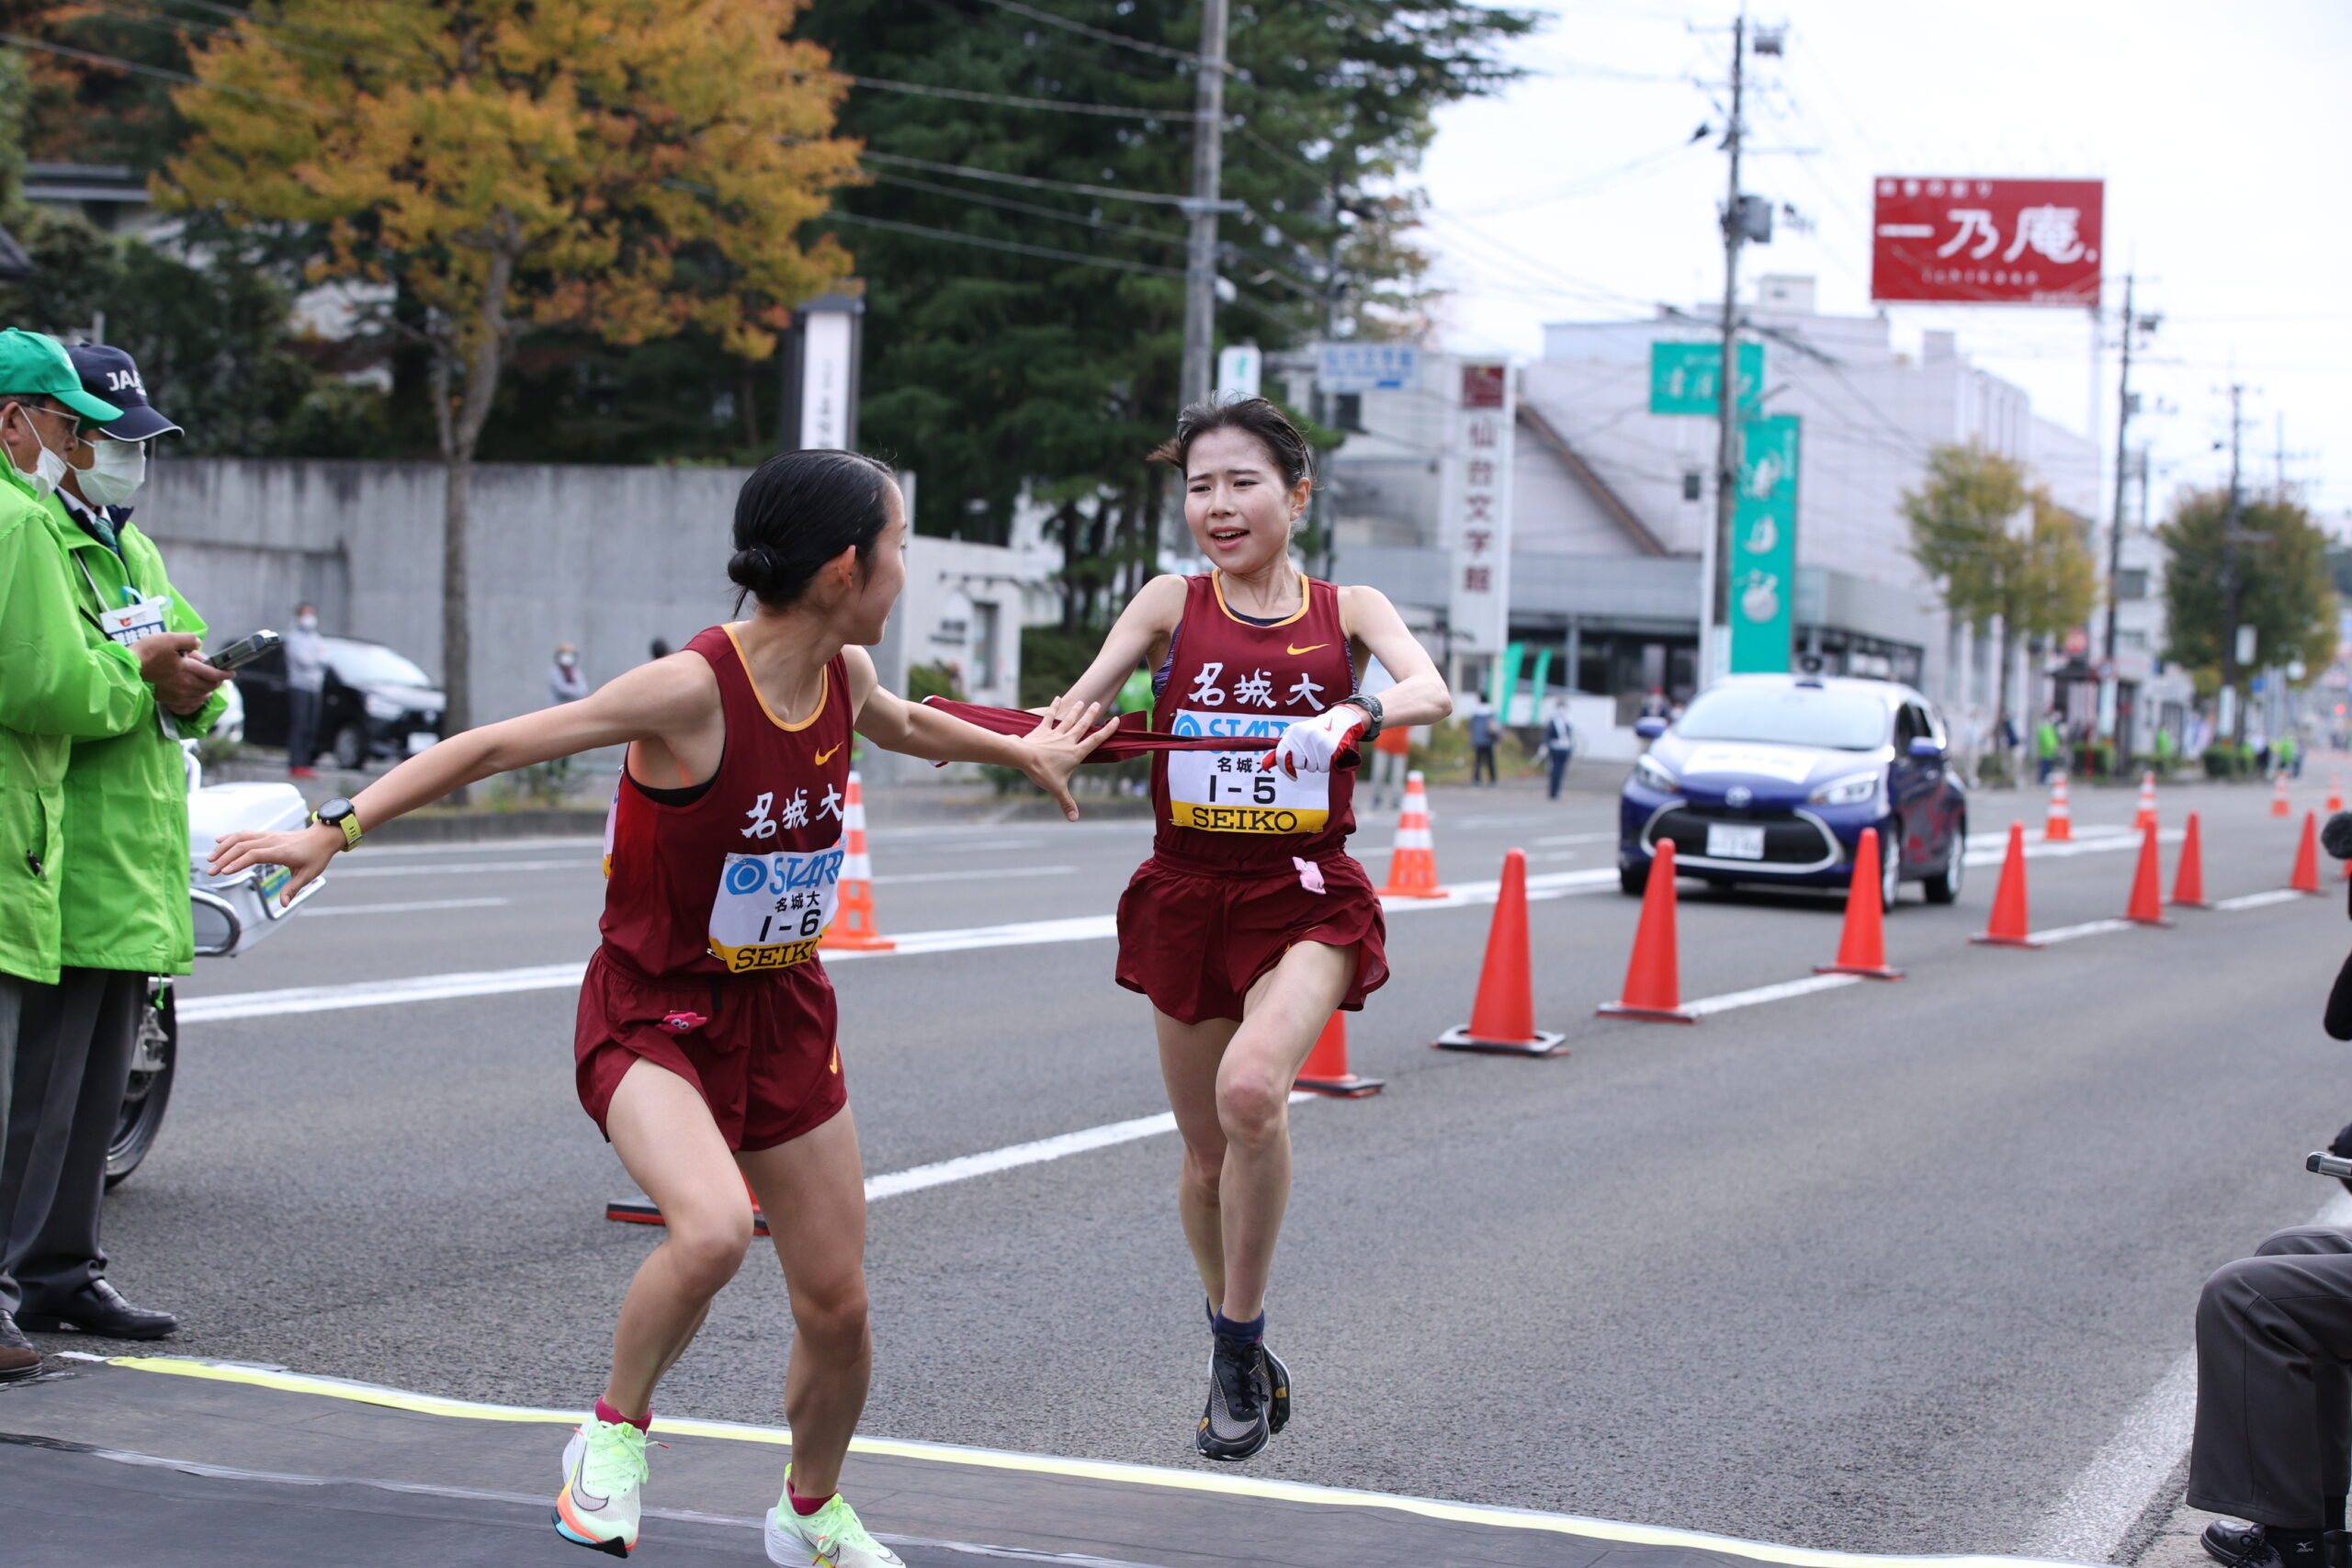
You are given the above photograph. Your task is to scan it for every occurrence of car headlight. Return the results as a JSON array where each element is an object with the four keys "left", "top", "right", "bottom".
[
  {"left": 1809, "top": 772, "right": 1880, "bottom": 806},
  {"left": 364, "top": 693, "right": 405, "bottom": 721},
  {"left": 1634, "top": 753, "right": 1678, "bottom": 793}
]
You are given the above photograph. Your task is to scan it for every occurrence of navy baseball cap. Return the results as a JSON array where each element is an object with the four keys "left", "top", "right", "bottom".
[{"left": 67, "top": 342, "right": 181, "bottom": 441}]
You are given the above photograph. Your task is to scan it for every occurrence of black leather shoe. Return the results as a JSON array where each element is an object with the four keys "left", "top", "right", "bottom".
[
  {"left": 17, "top": 1280, "right": 177, "bottom": 1340},
  {"left": 2207, "top": 1521, "right": 2279, "bottom": 1568},
  {"left": 0, "top": 1311, "right": 40, "bottom": 1382}
]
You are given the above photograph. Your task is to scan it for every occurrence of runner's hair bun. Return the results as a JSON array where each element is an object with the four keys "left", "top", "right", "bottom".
[{"left": 729, "top": 450, "right": 899, "bottom": 613}]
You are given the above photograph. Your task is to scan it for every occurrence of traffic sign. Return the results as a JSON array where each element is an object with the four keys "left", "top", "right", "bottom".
[
  {"left": 1650, "top": 341, "right": 1761, "bottom": 417},
  {"left": 1728, "top": 414, "right": 1799, "bottom": 674},
  {"left": 1318, "top": 343, "right": 1419, "bottom": 393}
]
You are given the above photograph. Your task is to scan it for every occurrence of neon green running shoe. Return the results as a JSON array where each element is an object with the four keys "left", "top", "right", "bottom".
[
  {"left": 764, "top": 1467, "right": 904, "bottom": 1567},
  {"left": 551, "top": 1414, "right": 650, "bottom": 1557}
]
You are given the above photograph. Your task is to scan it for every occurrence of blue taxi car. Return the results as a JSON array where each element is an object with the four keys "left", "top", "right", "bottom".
[{"left": 1618, "top": 675, "right": 1967, "bottom": 908}]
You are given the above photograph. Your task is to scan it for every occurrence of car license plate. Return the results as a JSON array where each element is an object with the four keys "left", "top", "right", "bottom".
[
  {"left": 405, "top": 731, "right": 437, "bottom": 756},
  {"left": 1706, "top": 823, "right": 1766, "bottom": 861}
]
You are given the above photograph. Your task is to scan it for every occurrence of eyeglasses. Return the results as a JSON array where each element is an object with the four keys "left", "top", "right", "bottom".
[{"left": 12, "top": 401, "right": 82, "bottom": 443}]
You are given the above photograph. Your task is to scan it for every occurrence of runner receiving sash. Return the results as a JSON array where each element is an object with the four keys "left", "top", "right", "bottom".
[
  {"left": 1052, "top": 398, "right": 1452, "bottom": 1460},
  {"left": 208, "top": 451, "right": 1112, "bottom": 1565}
]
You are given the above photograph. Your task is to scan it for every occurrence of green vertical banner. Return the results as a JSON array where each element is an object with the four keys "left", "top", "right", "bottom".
[{"left": 1728, "top": 414, "right": 1799, "bottom": 674}]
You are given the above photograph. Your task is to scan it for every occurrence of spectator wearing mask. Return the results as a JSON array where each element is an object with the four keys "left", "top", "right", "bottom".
[
  {"left": 284, "top": 602, "right": 326, "bottom": 777},
  {"left": 1466, "top": 694, "right": 1498, "bottom": 786},
  {"left": 1543, "top": 698, "right": 1576, "bottom": 800},
  {"left": 549, "top": 643, "right": 588, "bottom": 705},
  {"left": 1, "top": 337, "right": 226, "bottom": 1348},
  {"left": 0, "top": 332, "right": 188, "bottom": 1380}
]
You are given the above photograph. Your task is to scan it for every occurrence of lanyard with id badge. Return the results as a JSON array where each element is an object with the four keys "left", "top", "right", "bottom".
[{"left": 80, "top": 553, "right": 184, "bottom": 738}]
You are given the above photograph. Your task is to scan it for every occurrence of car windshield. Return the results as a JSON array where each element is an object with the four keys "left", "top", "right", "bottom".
[
  {"left": 327, "top": 640, "right": 433, "bottom": 690},
  {"left": 1675, "top": 686, "right": 1889, "bottom": 751}
]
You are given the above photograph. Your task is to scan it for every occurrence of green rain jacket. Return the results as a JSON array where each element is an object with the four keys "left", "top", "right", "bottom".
[
  {"left": 0, "top": 467, "right": 152, "bottom": 984},
  {"left": 51, "top": 496, "right": 228, "bottom": 975}
]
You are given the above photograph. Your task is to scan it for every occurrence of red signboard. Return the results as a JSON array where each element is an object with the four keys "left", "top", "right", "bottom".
[{"left": 1871, "top": 177, "right": 2103, "bottom": 307}]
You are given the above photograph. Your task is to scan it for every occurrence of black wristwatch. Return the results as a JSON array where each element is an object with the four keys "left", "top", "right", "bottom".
[
  {"left": 1338, "top": 691, "right": 1385, "bottom": 739},
  {"left": 312, "top": 796, "right": 363, "bottom": 852}
]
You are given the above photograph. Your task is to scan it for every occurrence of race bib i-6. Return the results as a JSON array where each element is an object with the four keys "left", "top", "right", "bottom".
[
  {"left": 707, "top": 841, "right": 844, "bottom": 972},
  {"left": 1165, "top": 709, "right": 1327, "bottom": 833}
]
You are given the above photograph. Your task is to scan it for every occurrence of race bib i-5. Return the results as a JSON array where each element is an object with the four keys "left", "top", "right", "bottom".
[
  {"left": 707, "top": 841, "right": 844, "bottom": 972},
  {"left": 1165, "top": 709, "right": 1327, "bottom": 833}
]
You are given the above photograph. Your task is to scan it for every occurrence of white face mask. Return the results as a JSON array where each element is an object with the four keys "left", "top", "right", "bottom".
[
  {"left": 7, "top": 405, "right": 69, "bottom": 498},
  {"left": 77, "top": 438, "right": 147, "bottom": 508},
  {"left": 296, "top": 613, "right": 318, "bottom": 631}
]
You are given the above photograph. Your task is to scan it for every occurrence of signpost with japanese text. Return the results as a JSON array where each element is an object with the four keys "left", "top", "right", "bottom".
[
  {"left": 1650, "top": 341, "right": 1762, "bottom": 417},
  {"left": 1871, "top": 177, "right": 2104, "bottom": 306},
  {"left": 1445, "top": 363, "right": 1515, "bottom": 679},
  {"left": 1728, "top": 414, "right": 1799, "bottom": 674},
  {"left": 1318, "top": 342, "right": 1421, "bottom": 393}
]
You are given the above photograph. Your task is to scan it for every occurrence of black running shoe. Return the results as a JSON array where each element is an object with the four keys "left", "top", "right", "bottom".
[
  {"left": 1262, "top": 1343, "right": 1291, "bottom": 1435},
  {"left": 1197, "top": 1335, "right": 1270, "bottom": 1461}
]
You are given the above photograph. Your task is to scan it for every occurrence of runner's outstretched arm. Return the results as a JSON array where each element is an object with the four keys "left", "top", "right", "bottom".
[
  {"left": 842, "top": 646, "right": 1114, "bottom": 820},
  {"left": 207, "top": 656, "right": 735, "bottom": 897},
  {"left": 1054, "top": 574, "right": 1190, "bottom": 713}
]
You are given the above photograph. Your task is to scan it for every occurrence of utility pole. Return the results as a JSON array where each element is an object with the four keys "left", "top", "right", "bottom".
[
  {"left": 2101, "top": 274, "right": 2143, "bottom": 664},
  {"left": 1179, "top": 0, "right": 1230, "bottom": 412},
  {"left": 1702, "top": 8, "right": 1748, "bottom": 692},
  {"left": 2220, "top": 383, "right": 2247, "bottom": 743}
]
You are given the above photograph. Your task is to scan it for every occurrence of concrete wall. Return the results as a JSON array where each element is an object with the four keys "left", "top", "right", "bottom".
[{"left": 139, "top": 457, "right": 749, "bottom": 728}]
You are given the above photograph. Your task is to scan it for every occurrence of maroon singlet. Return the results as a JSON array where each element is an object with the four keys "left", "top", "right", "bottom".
[{"left": 1148, "top": 572, "right": 1359, "bottom": 871}]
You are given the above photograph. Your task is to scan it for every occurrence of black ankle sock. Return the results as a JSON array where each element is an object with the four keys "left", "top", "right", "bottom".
[
  {"left": 2328, "top": 1496, "right": 2346, "bottom": 1533},
  {"left": 1211, "top": 1310, "right": 1264, "bottom": 1344},
  {"left": 2271, "top": 1527, "right": 2325, "bottom": 1562}
]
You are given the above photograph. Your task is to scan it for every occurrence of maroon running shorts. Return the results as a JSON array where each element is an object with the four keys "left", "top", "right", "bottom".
[
  {"left": 1114, "top": 852, "right": 1389, "bottom": 1025},
  {"left": 574, "top": 946, "right": 847, "bottom": 1153}
]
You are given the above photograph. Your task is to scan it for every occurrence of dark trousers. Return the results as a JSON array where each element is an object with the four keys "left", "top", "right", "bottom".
[
  {"left": 1472, "top": 744, "right": 1498, "bottom": 785},
  {"left": 288, "top": 686, "right": 322, "bottom": 770},
  {"left": 0, "top": 968, "right": 144, "bottom": 1317},
  {"left": 1547, "top": 748, "right": 1571, "bottom": 798},
  {"left": 2190, "top": 1225, "right": 2352, "bottom": 1529}
]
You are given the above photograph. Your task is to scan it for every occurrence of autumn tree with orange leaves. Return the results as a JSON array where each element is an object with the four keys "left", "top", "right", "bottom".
[{"left": 164, "top": 0, "right": 860, "bottom": 730}]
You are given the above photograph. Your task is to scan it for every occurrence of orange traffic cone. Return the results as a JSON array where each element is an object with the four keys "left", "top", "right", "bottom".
[
  {"left": 2043, "top": 774, "right": 2073, "bottom": 841},
  {"left": 2170, "top": 811, "right": 2211, "bottom": 908},
  {"left": 820, "top": 772, "right": 895, "bottom": 952},
  {"left": 1971, "top": 822, "right": 2041, "bottom": 948},
  {"left": 2134, "top": 772, "right": 2158, "bottom": 832},
  {"left": 2123, "top": 822, "right": 2172, "bottom": 926},
  {"left": 1378, "top": 770, "right": 1443, "bottom": 898},
  {"left": 1435, "top": 849, "right": 1566, "bottom": 1054},
  {"left": 2330, "top": 773, "right": 2344, "bottom": 814},
  {"left": 607, "top": 1174, "right": 772, "bottom": 1238},
  {"left": 1295, "top": 1011, "right": 1385, "bottom": 1097},
  {"left": 1816, "top": 827, "right": 1903, "bottom": 979},
  {"left": 2293, "top": 809, "right": 2322, "bottom": 894},
  {"left": 1598, "top": 840, "right": 1696, "bottom": 1022},
  {"left": 2273, "top": 773, "right": 2292, "bottom": 818}
]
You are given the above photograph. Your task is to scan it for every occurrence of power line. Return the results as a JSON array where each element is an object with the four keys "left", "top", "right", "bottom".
[
  {"left": 822, "top": 209, "right": 1184, "bottom": 278},
  {"left": 859, "top": 150, "right": 1192, "bottom": 209},
  {"left": 0, "top": 30, "right": 336, "bottom": 114},
  {"left": 969, "top": 0, "right": 1206, "bottom": 68},
  {"left": 862, "top": 170, "right": 1185, "bottom": 249},
  {"left": 849, "top": 74, "right": 1178, "bottom": 121}
]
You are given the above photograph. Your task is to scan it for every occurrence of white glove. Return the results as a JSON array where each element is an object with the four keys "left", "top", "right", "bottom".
[{"left": 1262, "top": 705, "right": 1369, "bottom": 779}]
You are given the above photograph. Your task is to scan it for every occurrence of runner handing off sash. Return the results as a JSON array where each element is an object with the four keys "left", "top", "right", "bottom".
[{"left": 1047, "top": 398, "right": 1453, "bottom": 1462}]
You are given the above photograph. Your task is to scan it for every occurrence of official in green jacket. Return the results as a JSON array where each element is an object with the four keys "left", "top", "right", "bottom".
[{"left": 1, "top": 336, "right": 228, "bottom": 1348}]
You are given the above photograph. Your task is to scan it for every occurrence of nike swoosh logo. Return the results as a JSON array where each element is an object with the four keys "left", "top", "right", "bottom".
[
  {"left": 1285, "top": 643, "right": 1328, "bottom": 656},
  {"left": 813, "top": 744, "right": 841, "bottom": 764},
  {"left": 829, "top": 1044, "right": 840, "bottom": 1075},
  {"left": 572, "top": 1478, "right": 609, "bottom": 1511}
]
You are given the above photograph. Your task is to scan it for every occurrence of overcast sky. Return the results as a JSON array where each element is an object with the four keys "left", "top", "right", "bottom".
[{"left": 1413, "top": 0, "right": 2351, "bottom": 525}]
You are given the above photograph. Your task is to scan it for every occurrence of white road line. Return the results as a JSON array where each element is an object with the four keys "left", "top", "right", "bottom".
[
  {"left": 866, "top": 1095, "right": 1312, "bottom": 1202},
  {"left": 1681, "top": 974, "right": 1861, "bottom": 1016},
  {"left": 331, "top": 858, "right": 593, "bottom": 879},
  {"left": 300, "top": 897, "right": 513, "bottom": 919},
  {"left": 2028, "top": 919, "right": 2133, "bottom": 945},
  {"left": 2021, "top": 1189, "right": 2352, "bottom": 1564},
  {"left": 2214, "top": 888, "right": 2313, "bottom": 911},
  {"left": 870, "top": 865, "right": 1072, "bottom": 886},
  {"left": 181, "top": 962, "right": 588, "bottom": 1022},
  {"left": 1964, "top": 829, "right": 2177, "bottom": 868}
]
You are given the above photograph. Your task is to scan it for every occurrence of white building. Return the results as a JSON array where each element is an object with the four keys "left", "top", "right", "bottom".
[{"left": 1321, "top": 275, "right": 2190, "bottom": 753}]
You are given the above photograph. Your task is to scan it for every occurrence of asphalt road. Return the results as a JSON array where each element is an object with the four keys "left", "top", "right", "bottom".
[{"left": 60, "top": 772, "right": 2352, "bottom": 1557}]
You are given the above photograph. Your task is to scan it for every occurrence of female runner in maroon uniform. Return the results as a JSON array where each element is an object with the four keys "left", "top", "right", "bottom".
[
  {"left": 1055, "top": 399, "right": 1451, "bottom": 1460},
  {"left": 209, "top": 452, "right": 1112, "bottom": 1565}
]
